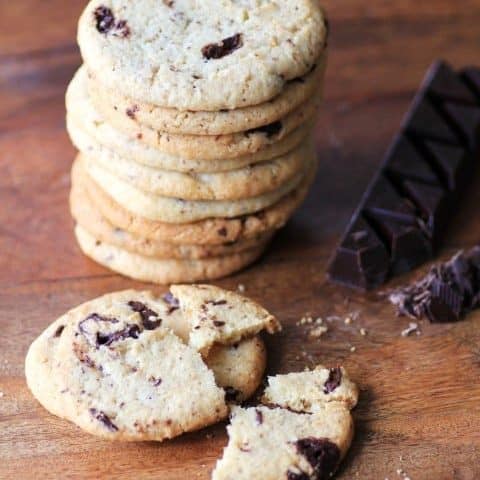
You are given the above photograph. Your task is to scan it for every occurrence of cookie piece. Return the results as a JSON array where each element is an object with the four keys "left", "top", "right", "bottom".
[
  {"left": 71, "top": 152, "right": 317, "bottom": 245},
  {"left": 77, "top": 138, "right": 309, "bottom": 201},
  {"left": 262, "top": 366, "right": 359, "bottom": 411},
  {"left": 212, "top": 404, "right": 354, "bottom": 480},
  {"left": 69, "top": 67, "right": 319, "bottom": 161},
  {"left": 25, "top": 291, "right": 228, "bottom": 441},
  {"left": 66, "top": 70, "right": 312, "bottom": 170},
  {"left": 70, "top": 179, "right": 274, "bottom": 259},
  {"left": 80, "top": 153, "right": 308, "bottom": 223},
  {"left": 87, "top": 54, "right": 327, "bottom": 135},
  {"left": 170, "top": 284, "right": 281, "bottom": 354},
  {"left": 74, "top": 226, "right": 269, "bottom": 284},
  {"left": 78, "top": 0, "right": 327, "bottom": 110}
]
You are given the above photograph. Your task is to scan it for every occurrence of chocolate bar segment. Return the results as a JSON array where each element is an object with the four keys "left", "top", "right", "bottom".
[{"left": 328, "top": 61, "right": 480, "bottom": 289}]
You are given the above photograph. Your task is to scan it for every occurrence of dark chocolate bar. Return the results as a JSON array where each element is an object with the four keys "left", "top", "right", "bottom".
[{"left": 328, "top": 61, "right": 480, "bottom": 290}]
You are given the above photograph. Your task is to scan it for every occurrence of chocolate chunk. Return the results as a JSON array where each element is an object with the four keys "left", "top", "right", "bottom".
[
  {"left": 213, "top": 320, "right": 226, "bottom": 327},
  {"left": 328, "top": 216, "right": 389, "bottom": 289},
  {"left": 89, "top": 408, "right": 118, "bottom": 432},
  {"left": 97, "top": 324, "right": 141, "bottom": 346},
  {"left": 162, "top": 292, "right": 180, "bottom": 313},
  {"left": 53, "top": 325, "right": 65, "bottom": 338},
  {"left": 126, "top": 105, "right": 139, "bottom": 120},
  {"left": 295, "top": 437, "right": 341, "bottom": 480},
  {"left": 207, "top": 300, "right": 228, "bottom": 306},
  {"left": 128, "top": 301, "right": 162, "bottom": 330},
  {"left": 246, "top": 121, "right": 283, "bottom": 138},
  {"left": 329, "top": 61, "right": 480, "bottom": 289},
  {"left": 389, "top": 247, "right": 480, "bottom": 322},
  {"left": 323, "top": 367, "right": 342, "bottom": 394},
  {"left": 428, "top": 61, "right": 478, "bottom": 105},
  {"left": 386, "top": 136, "right": 440, "bottom": 185},
  {"left": 224, "top": 386, "right": 240, "bottom": 402},
  {"left": 94, "top": 6, "right": 115, "bottom": 33},
  {"left": 202, "top": 33, "right": 243, "bottom": 60},
  {"left": 422, "top": 140, "right": 471, "bottom": 191},
  {"left": 255, "top": 409, "right": 263, "bottom": 425},
  {"left": 79, "top": 313, "right": 119, "bottom": 345},
  {"left": 150, "top": 377, "right": 162, "bottom": 387}
]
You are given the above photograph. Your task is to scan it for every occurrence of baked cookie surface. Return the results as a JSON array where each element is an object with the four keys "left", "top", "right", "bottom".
[{"left": 78, "top": 0, "right": 328, "bottom": 110}]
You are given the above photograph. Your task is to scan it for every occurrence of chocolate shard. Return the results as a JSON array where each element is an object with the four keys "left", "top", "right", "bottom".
[
  {"left": 364, "top": 176, "right": 417, "bottom": 224},
  {"left": 405, "top": 97, "right": 459, "bottom": 145},
  {"left": 428, "top": 61, "right": 478, "bottom": 105},
  {"left": 327, "top": 216, "right": 389, "bottom": 289},
  {"left": 461, "top": 67, "right": 480, "bottom": 98},
  {"left": 401, "top": 179, "right": 450, "bottom": 245},
  {"left": 443, "top": 102, "right": 480, "bottom": 150},
  {"left": 386, "top": 136, "right": 440, "bottom": 185},
  {"left": 425, "top": 279, "right": 463, "bottom": 323},
  {"left": 422, "top": 139, "right": 471, "bottom": 191},
  {"left": 366, "top": 212, "right": 432, "bottom": 275}
]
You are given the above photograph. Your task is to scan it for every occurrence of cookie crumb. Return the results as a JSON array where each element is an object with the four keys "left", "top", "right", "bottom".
[
  {"left": 401, "top": 322, "right": 420, "bottom": 337},
  {"left": 309, "top": 325, "right": 328, "bottom": 338},
  {"left": 350, "top": 345, "right": 356, "bottom": 352},
  {"left": 237, "top": 284, "right": 246, "bottom": 293},
  {"left": 344, "top": 316, "right": 352, "bottom": 325},
  {"left": 359, "top": 328, "right": 367, "bottom": 336}
]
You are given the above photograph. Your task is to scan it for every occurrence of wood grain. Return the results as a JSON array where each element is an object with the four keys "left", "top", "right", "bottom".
[{"left": 1, "top": 1, "right": 480, "bottom": 479}]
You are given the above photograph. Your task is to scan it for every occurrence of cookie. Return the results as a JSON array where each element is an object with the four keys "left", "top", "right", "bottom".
[
  {"left": 71, "top": 153, "right": 317, "bottom": 245},
  {"left": 66, "top": 70, "right": 313, "bottom": 171},
  {"left": 25, "top": 291, "right": 228, "bottom": 441},
  {"left": 212, "top": 404, "right": 354, "bottom": 480},
  {"left": 77, "top": 0, "right": 328, "bottom": 111},
  {"left": 70, "top": 180, "right": 274, "bottom": 259},
  {"left": 74, "top": 225, "right": 269, "bottom": 284},
  {"left": 80, "top": 153, "right": 308, "bottom": 223},
  {"left": 262, "top": 366, "right": 359, "bottom": 411},
  {"left": 87, "top": 53, "right": 327, "bottom": 135},
  {"left": 76, "top": 134, "right": 310, "bottom": 201},
  {"left": 69, "top": 67, "right": 320, "bottom": 161},
  {"left": 170, "top": 284, "right": 281, "bottom": 354},
  {"left": 26, "top": 289, "right": 276, "bottom": 440}
]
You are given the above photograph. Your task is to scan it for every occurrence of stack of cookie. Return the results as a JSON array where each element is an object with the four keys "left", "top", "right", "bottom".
[{"left": 66, "top": 0, "right": 328, "bottom": 284}]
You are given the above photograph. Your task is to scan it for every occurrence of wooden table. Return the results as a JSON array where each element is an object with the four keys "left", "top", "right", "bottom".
[{"left": 2, "top": 1, "right": 480, "bottom": 478}]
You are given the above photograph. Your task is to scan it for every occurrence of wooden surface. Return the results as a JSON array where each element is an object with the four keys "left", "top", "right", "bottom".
[{"left": 2, "top": 1, "right": 480, "bottom": 478}]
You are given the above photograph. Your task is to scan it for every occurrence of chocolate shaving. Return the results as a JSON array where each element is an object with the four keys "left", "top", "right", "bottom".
[
  {"left": 202, "top": 33, "right": 243, "bottom": 60},
  {"left": 89, "top": 408, "right": 118, "bottom": 432},
  {"left": 323, "top": 367, "right": 342, "bottom": 394},
  {"left": 128, "top": 301, "right": 162, "bottom": 330},
  {"left": 388, "top": 246, "right": 480, "bottom": 323}
]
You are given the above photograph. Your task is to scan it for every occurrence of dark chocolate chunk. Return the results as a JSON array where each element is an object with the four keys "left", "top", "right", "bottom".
[
  {"left": 128, "top": 301, "right": 162, "bottom": 330},
  {"left": 295, "top": 437, "right": 341, "bottom": 480},
  {"left": 246, "top": 121, "right": 283, "bottom": 138},
  {"left": 405, "top": 97, "right": 459, "bottom": 145},
  {"left": 255, "top": 409, "right": 263, "bottom": 425},
  {"left": 94, "top": 6, "right": 115, "bottom": 33},
  {"left": 422, "top": 140, "right": 471, "bottom": 191},
  {"left": 202, "top": 33, "right": 243, "bottom": 60},
  {"left": 328, "top": 216, "right": 389, "bottom": 289},
  {"left": 207, "top": 300, "right": 228, "bottom": 306},
  {"left": 389, "top": 247, "right": 480, "bottom": 322},
  {"left": 461, "top": 67, "right": 480, "bottom": 98},
  {"left": 163, "top": 292, "right": 180, "bottom": 313},
  {"left": 89, "top": 408, "right": 118, "bottom": 432},
  {"left": 213, "top": 320, "right": 226, "bottom": 327},
  {"left": 150, "top": 377, "right": 162, "bottom": 387},
  {"left": 323, "top": 367, "right": 342, "bottom": 394},
  {"left": 386, "top": 136, "right": 440, "bottom": 185},
  {"left": 224, "top": 386, "right": 240, "bottom": 402},
  {"left": 428, "top": 61, "right": 478, "bottom": 105},
  {"left": 53, "top": 325, "right": 65, "bottom": 338},
  {"left": 96, "top": 324, "right": 141, "bottom": 346},
  {"left": 443, "top": 102, "right": 480, "bottom": 150}
]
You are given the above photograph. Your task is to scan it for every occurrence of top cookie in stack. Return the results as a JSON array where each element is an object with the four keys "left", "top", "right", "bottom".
[{"left": 67, "top": 0, "right": 329, "bottom": 284}]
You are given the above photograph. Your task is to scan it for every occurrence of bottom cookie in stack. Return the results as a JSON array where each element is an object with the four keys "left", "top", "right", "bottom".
[{"left": 70, "top": 152, "right": 317, "bottom": 284}]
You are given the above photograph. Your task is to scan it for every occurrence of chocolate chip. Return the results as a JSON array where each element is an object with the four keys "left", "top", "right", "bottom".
[
  {"left": 128, "top": 301, "right": 162, "bottom": 330},
  {"left": 162, "top": 292, "right": 180, "bottom": 313},
  {"left": 94, "top": 6, "right": 130, "bottom": 37},
  {"left": 224, "top": 386, "right": 240, "bottom": 402},
  {"left": 295, "top": 437, "right": 341, "bottom": 480},
  {"left": 246, "top": 121, "right": 283, "bottom": 138},
  {"left": 202, "top": 33, "right": 243, "bottom": 60},
  {"left": 96, "top": 324, "right": 141, "bottom": 346},
  {"left": 53, "top": 325, "right": 65, "bottom": 338},
  {"left": 89, "top": 408, "right": 118, "bottom": 432},
  {"left": 323, "top": 367, "right": 342, "bottom": 394},
  {"left": 255, "top": 409, "right": 263, "bottom": 425},
  {"left": 126, "top": 105, "right": 139, "bottom": 119},
  {"left": 213, "top": 320, "right": 226, "bottom": 327}
]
